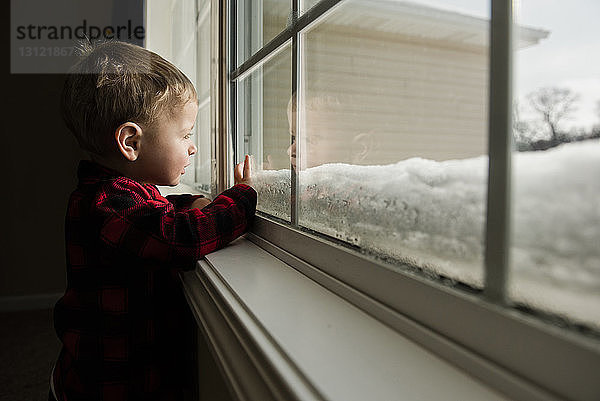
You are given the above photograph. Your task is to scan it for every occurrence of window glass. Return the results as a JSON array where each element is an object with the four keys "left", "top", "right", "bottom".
[
  {"left": 197, "top": 1, "right": 210, "bottom": 100},
  {"left": 510, "top": 0, "right": 600, "bottom": 328},
  {"left": 194, "top": 0, "right": 212, "bottom": 193},
  {"left": 300, "top": 0, "right": 320, "bottom": 14},
  {"left": 289, "top": 0, "right": 490, "bottom": 287},
  {"left": 237, "top": 43, "right": 292, "bottom": 221},
  {"left": 170, "top": 0, "right": 198, "bottom": 187},
  {"left": 195, "top": 104, "right": 211, "bottom": 192},
  {"left": 236, "top": 0, "right": 290, "bottom": 67}
]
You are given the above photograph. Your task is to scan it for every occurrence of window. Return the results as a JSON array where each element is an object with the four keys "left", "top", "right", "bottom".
[
  {"left": 226, "top": 1, "right": 600, "bottom": 399},
  {"left": 232, "top": 0, "right": 600, "bottom": 330},
  {"left": 148, "top": 1, "right": 600, "bottom": 400}
]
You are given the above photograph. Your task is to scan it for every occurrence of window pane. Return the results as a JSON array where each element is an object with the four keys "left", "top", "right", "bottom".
[
  {"left": 197, "top": 1, "right": 210, "bottom": 100},
  {"left": 236, "top": 0, "right": 290, "bottom": 67},
  {"left": 171, "top": 0, "right": 198, "bottom": 187},
  {"left": 237, "top": 44, "right": 292, "bottom": 221},
  {"left": 195, "top": 104, "right": 211, "bottom": 191},
  {"left": 510, "top": 1, "right": 600, "bottom": 328},
  {"left": 194, "top": 0, "right": 211, "bottom": 193},
  {"left": 300, "top": 0, "right": 320, "bottom": 14},
  {"left": 296, "top": 0, "right": 490, "bottom": 287},
  {"left": 171, "top": 0, "right": 196, "bottom": 74}
]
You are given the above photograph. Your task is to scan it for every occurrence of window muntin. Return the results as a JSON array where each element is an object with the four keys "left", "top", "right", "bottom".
[{"left": 510, "top": 0, "right": 600, "bottom": 329}]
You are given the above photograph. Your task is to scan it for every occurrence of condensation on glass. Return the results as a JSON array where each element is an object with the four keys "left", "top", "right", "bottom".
[
  {"left": 510, "top": 0, "right": 600, "bottom": 329},
  {"left": 235, "top": 0, "right": 290, "bottom": 67},
  {"left": 237, "top": 43, "right": 292, "bottom": 221},
  {"left": 292, "top": 0, "right": 491, "bottom": 287}
]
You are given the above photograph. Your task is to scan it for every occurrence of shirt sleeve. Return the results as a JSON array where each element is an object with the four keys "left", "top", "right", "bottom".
[
  {"left": 165, "top": 193, "right": 206, "bottom": 211},
  {"left": 96, "top": 178, "right": 257, "bottom": 270}
]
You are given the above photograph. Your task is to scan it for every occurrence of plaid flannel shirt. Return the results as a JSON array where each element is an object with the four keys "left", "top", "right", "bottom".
[{"left": 52, "top": 160, "right": 256, "bottom": 401}]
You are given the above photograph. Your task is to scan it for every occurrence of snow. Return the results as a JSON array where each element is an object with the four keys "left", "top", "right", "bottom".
[{"left": 253, "top": 139, "right": 600, "bottom": 328}]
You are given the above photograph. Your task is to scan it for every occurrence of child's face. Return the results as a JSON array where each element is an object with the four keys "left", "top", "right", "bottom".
[
  {"left": 287, "top": 106, "right": 338, "bottom": 169},
  {"left": 136, "top": 100, "right": 198, "bottom": 186}
]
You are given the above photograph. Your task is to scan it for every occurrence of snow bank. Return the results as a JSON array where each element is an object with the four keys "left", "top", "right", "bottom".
[
  {"left": 511, "top": 140, "right": 600, "bottom": 290},
  {"left": 255, "top": 156, "right": 488, "bottom": 283},
  {"left": 253, "top": 139, "right": 600, "bottom": 326}
]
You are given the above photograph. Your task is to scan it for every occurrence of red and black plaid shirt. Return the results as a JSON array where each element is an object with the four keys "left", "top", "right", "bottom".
[{"left": 52, "top": 160, "right": 256, "bottom": 401}]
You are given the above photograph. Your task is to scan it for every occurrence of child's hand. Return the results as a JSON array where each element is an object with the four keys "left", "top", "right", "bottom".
[
  {"left": 235, "top": 155, "right": 252, "bottom": 187},
  {"left": 191, "top": 197, "right": 212, "bottom": 209}
]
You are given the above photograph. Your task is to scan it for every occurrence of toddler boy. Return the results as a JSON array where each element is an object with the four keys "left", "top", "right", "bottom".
[{"left": 51, "top": 41, "right": 256, "bottom": 400}]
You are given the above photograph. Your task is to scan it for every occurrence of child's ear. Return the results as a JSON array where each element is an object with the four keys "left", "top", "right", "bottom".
[{"left": 115, "top": 122, "right": 143, "bottom": 161}]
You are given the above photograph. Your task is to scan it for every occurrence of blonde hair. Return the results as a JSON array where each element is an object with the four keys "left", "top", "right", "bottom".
[{"left": 61, "top": 40, "right": 197, "bottom": 156}]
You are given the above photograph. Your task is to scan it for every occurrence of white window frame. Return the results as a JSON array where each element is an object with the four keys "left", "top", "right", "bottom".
[{"left": 185, "top": 0, "right": 600, "bottom": 400}]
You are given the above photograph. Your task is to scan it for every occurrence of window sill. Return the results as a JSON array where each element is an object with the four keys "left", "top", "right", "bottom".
[{"left": 180, "top": 237, "right": 509, "bottom": 401}]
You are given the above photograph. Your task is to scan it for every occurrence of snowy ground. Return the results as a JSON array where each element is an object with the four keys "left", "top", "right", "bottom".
[{"left": 253, "top": 139, "right": 600, "bottom": 328}]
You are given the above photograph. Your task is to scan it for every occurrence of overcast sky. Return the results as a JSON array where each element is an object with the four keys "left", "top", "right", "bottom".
[{"left": 411, "top": 0, "right": 600, "bottom": 129}]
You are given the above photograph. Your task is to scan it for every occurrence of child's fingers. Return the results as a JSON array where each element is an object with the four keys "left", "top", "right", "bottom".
[
  {"left": 244, "top": 155, "right": 251, "bottom": 177},
  {"left": 234, "top": 161, "right": 243, "bottom": 182},
  {"left": 234, "top": 155, "right": 252, "bottom": 185}
]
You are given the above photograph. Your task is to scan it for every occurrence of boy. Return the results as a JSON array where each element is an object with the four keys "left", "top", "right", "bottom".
[{"left": 51, "top": 41, "right": 256, "bottom": 401}]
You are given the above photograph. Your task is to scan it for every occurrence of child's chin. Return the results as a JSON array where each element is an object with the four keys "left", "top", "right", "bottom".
[{"left": 160, "top": 178, "right": 180, "bottom": 187}]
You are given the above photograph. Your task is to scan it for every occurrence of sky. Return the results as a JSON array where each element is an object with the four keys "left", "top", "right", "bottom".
[{"left": 408, "top": 0, "right": 600, "bottom": 130}]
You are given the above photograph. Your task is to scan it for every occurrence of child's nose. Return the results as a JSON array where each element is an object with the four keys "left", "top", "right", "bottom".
[{"left": 189, "top": 143, "right": 197, "bottom": 156}]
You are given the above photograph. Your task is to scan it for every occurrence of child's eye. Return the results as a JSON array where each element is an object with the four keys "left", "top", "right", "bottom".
[{"left": 184, "top": 132, "right": 193, "bottom": 140}]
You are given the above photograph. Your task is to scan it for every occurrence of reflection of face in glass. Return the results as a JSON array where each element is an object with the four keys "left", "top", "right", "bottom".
[
  {"left": 288, "top": 110, "right": 337, "bottom": 169},
  {"left": 287, "top": 95, "right": 374, "bottom": 169}
]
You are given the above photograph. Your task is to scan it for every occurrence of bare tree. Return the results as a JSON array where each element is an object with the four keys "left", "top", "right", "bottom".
[
  {"left": 593, "top": 100, "right": 600, "bottom": 137},
  {"left": 512, "top": 100, "right": 530, "bottom": 142},
  {"left": 528, "top": 87, "right": 578, "bottom": 144}
]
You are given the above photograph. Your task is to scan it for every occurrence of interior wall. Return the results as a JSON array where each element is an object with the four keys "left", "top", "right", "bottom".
[
  {"left": 0, "top": 72, "right": 84, "bottom": 297},
  {"left": 2, "top": 0, "right": 148, "bottom": 300},
  {"left": 1, "top": 2, "right": 85, "bottom": 298}
]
